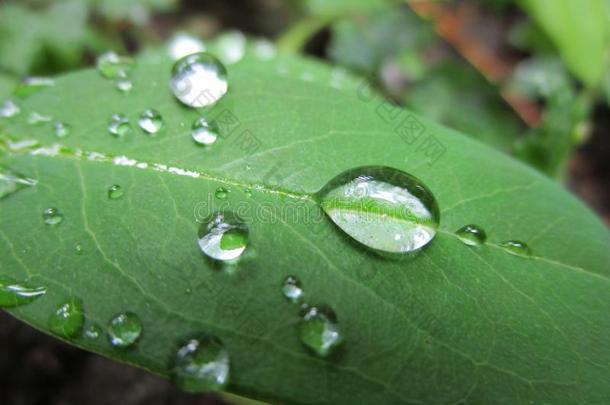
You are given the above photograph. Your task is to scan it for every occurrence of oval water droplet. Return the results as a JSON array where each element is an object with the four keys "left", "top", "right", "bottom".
[
  {"left": 97, "top": 51, "right": 134, "bottom": 79},
  {"left": 84, "top": 324, "right": 103, "bottom": 340},
  {"left": 192, "top": 117, "right": 220, "bottom": 146},
  {"left": 299, "top": 305, "right": 344, "bottom": 357},
  {"left": 198, "top": 211, "right": 249, "bottom": 261},
  {"left": 28, "top": 112, "right": 52, "bottom": 125},
  {"left": 49, "top": 297, "right": 84, "bottom": 338},
  {"left": 456, "top": 224, "right": 486, "bottom": 246},
  {"left": 15, "top": 76, "right": 55, "bottom": 97},
  {"left": 0, "top": 168, "right": 37, "bottom": 199},
  {"left": 215, "top": 187, "right": 228, "bottom": 200},
  {"left": 0, "top": 99, "right": 21, "bottom": 118},
  {"left": 168, "top": 33, "right": 206, "bottom": 60},
  {"left": 498, "top": 240, "right": 532, "bottom": 257},
  {"left": 138, "top": 109, "right": 164, "bottom": 134},
  {"left": 0, "top": 276, "right": 46, "bottom": 307},
  {"left": 75, "top": 243, "right": 84, "bottom": 255},
  {"left": 54, "top": 121, "right": 70, "bottom": 138},
  {"left": 107, "top": 312, "right": 142, "bottom": 348},
  {"left": 43, "top": 207, "right": 63, "bottom": 225},
  {"left": 171, "top": 336, "right": 230, "bottom": 393},
  {"left": 115, "top": 78, "right": 133, "bottom": 93},
  {"left": 170, "top": 52, "right": 228, "bottom": 108},
  {"left": 317, "top": 166, "right": 440, "bottom": 254},
  {"left": 108, "top": 113, "right": 132, "bottom": 137},
  {"left": 108, "top": 185, "right": 123, "bottom": 199},
  {"left": 281, "top": 276, "right": 303, "bottom": 303}
]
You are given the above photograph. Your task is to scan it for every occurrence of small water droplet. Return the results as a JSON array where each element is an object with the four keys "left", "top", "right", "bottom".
[
  {"left": 108, "top": 113, "right": 132, "bottom": 137},
  {"left": 216, "top": 31, "right": 246, "bottom": 65},
  {"left": 108, "top": 185, "right": 124, "bottom": 200},
  {"left": 317, "top": 166, "right": 440, "bottom": 254},
  {"left": 43, "top": 207, "right": 63, "bottom": 225},
  {"left": 107, "top": 312, "right": 142, "bottom": 348},
  {"left": 0, "top": 99, "right": 21, "bottom": 118},
  {"left": 84, "top": 324, "right": 103, "bottom": 340},
  {"left": 138, "top": 109, "right": 164, "bottom": 134},
  {"left": 244, "top": 189, "right": 252, "bottom": 198},
  {"left": 54, "top": 121, "right": 70, "bottom": 138},
  {"left": 75, "top": 244, "right": 84, "bottom": 255},
  {"left": 115, "top": 78, "right": 133, "bottom": 93},
  {"left": 49, "top": 297, "right": 84, "bottom": 338},
  {"left": 198, "top": 211, "right": 249, "bottom": 261},
  {"left": 456, "top": 224, "right": 486, "bottom": 246},
  {"left": 299, "top": 305, "right": 344, "bottom": 357},
  {"left": 15, "top": 76, "right": 55, "bottom": 97},
  {"left": 498, "top": 240, "right": 532, "bottom": 257},
  {"left": 192, "top": 117, "right": 220, "bottom": 146},
  {"left": 28, "top": 112, "right": 52, "bottom": 125},
  {"left": 97, "top": 51, "right": 134, "bottom": 79},
  {"left": 0, "top": 168, "right": 37, "bottom": 199},
  {"left": 168, "top": 33, "right": 206, "bottom": 60},
  {"left": 0, "top": 276, "right": 46, "bottom": 308},
  {"left": 171, "top": 336, "right": 230, "bottom": 393},
  {"left": 253, "top": 39, "right": 276, "bottom": 60},
  {"left": 170, "top": 52, "right": 228, "bottom": 108},
  {"left": 281, "top": 276, "right": 303, "bottom": 303},
  {"left": 215, "top": 187, "right": 228, "bottom": 200}
]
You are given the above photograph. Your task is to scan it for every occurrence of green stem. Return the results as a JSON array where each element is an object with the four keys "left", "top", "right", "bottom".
[{"left": 275, "top": 15, "right": 336, "bottom": 53}]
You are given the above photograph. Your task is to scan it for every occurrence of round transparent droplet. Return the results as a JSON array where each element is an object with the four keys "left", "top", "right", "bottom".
[
  {"left": 299, "top": 305, "right": 344, "bottom": 357},
  {"left": 198, "top": 211, "right": 249, "bottom": 261},
  {"left": 49, "top": 297, "right": 84, "bottom": 338},
  {"left": 0, "top": 99, "right": 21, "bottom": 118},
  {"left": 108, "top": 113, "right": 132, "bottom": 137},
  {"left": 170, "top": 52, "right": 228, "bottom": 108},
  {"left": 97, "top": 51, "right": 134, "bottom": 79},
  {"left": 107, "top": 312, "right": 142, "bottom": 348},
  {"left": 0, "top": 168, "right": 37, "bottom": 200},
  {"left": 0, "top": 276, "right": 46, "bottom": 308},
  {"left": 108, "top": 185, "right": 124, "bottom": 200},
  {"left": 216, "top": 31, "right": 246, "bottom": 65},
  {"left": 84, "top": 324, "right": 103, "bottom": 340},
  {"left": 498, "top": 240, "right": 532, "bottom": 258},
  {"left": 215, "top": 187, "right": 228, "bottom": 200},
  {"left": 43, "top": 207, "right": 63, "bottom": 225},
  {"left": 75, "top": 243, "right": 84, "bottom": 255},
  {"left": 138, "top": 109, "right": 164, "bottom": 134},
  {"left": 192, "top": 117, "right": 220, "bottom": 146},
  {"left": 54, "top": 121, "right": 70, "bottom": 138},
  {"left": 456, "top": 224, "right": 486, "bottom": 247},
  {"left": 317, "top": 166, "right": 440, "bottom": 254},
  {"left": 168, "top": 33, "right": 206, "bottom": 60},
  {"left": 282, "top": 276, "right": 303, "bottom": 303},
  {"left": 115, "top": 79, "right": 133, "bottom": 93},
  {"left": 172, "top": 336, "right": 230, "bottom": 393}
]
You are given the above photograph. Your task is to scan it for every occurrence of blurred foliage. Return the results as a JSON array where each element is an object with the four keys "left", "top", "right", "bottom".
[{"left": 303, "top": 0, "right": 390, "bottom": 16}]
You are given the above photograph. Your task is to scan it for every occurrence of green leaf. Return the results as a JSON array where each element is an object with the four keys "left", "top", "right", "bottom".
[
  {"left": 1, "top": 50, "right": 609, "bottom": 404},
  {"left": 304, "top": 0, "right": 390, "bottom": 16},
  {"left": 89, "top": 0, "right": 177, "bottom": 25},
  {"left": 518, "top": 0, "right": 610, "bottom": 87}
]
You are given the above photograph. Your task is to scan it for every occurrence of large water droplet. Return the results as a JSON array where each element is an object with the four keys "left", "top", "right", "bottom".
[
  {"left": 299, "top": 305, "right": 344, "bottom": 357},
  {"left": 108, "top": 185, "right": 124, "bottom": 200},
  {"left": 0, "top": 99, "right": 21, "bottom": 118},
  {"left": 97, "top": 51, "right": 134, "bottom": 79},
  {"left": 15, "top": 77, "right": 55, "bottom": 97},
  {"left": 317, "top": 166, "right": 440, "bottom": 254},
  {"left": 198, "top": 211, "right": 249, "bottom": 261},
  {"left": 170, "top": 52, "right": 228, "bottom": 108},
  {"left": 107, "top": 312, "right": 142, "bottom": 348},
  {"left": 0, "top": 276, "right": 46, "bottom": 307},
  {"left": 456, "top": 224, "right": 486, "bottom": 247},
  {"left": 192, "top": 117, "right": 220, "bottom": 146},
  {"left": 0, "top": 168, "right": 37, "bottom": 199},
  {"left": 498, "top": 240, "right": 532, "bottom": 257},
  {"left": 282, "top": 276, "right": 303, "bottom": 303},
  {"left": 171, "top": 336, "right": 230, "bottom": 393},
  {"left": 168, "top": 33, "right": 206, "bottom": 60},
  {"left": 43, "top": 207, "right": 63, "bottom": 225},
  {"left": 138, "top": 109, "right": 164, "bottom": 134},
  {"left": 54, "top": 121, "right": 70, "bottom": 138},
  {"left": 108, "top": 113, "right": 132, "bottom": 137},
  {"left": 49, "top": 297, "right": 84, "bottom": 338}
]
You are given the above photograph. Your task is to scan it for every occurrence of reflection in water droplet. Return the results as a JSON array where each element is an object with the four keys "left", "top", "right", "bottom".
[
  {"left": 28, "top": 112, "right": 52, "bottom": 125},
  {"left": 115, "top": 79, "right": 133, "bottom": 93},
  {"left": 0, "top": 276, "right": 46, "bottom": 308},
  {"left": 107, "top": 312, "right": 142, "bottom": 348},
  {"left": 168, "top": 33, "right": 206, "bottom": 60},
  {"left": 97, "top": 51, "right": 134, "bottom": 79},
  {"left": 172, "top": 336, "right": 230, "bottom": 393},
  {"left": 456, "top": 225, "right": 486, "bottom": 247},
  {"left": 198, "top": 212, "right": 249, "bottom": 261},
  {"left": 192, "top": 117, "right": 220, "bottom": 146},
  {"left": 108, "top": 113, "right": 132, "bottom": 137},
  {"left": 43, "top": 208, "right": 63, "bottom": 225},
  {"left": 108, "top": 185, "right": 124, "bottom": 200},
  {"left": 299, "top": 305, "right": 344, "bottom": 357},
  {"left": 54, "top": 122, "right": 70, "bottom": 138},
  {"left": 0, "top": 169, "right": 37, "bottom": 199},
  {"left": 138, "top": 109, "right": 164, "bottom": 134},
  {"left": 498, "top": 240, "right": 532, "bottom": 257},
  {"left": 0, "top": 100, "right": 21, "bottom": 118},
  {"left": 15, "top": 77, "right": 55, "bottom": 97},
  {"left": 216, "top": 31, "right": 246, "bottom": 65},
  {"left": 170, "top": 53, "right": 228, "bottom": 108},
  {"left": 49, "top": 297, "right": 84, "bottom": 338},
  {"left": 281, "top": 276, "right": 303, "bottom": 303},
  {"left": 84, "top": 324, "right": 102, "bottom": 340},
  {"left": 317, "top": 166, "right": 440, "bottom": 254},
  {"left": 215, "top": 187, "right": 228, "bottom": 200}
]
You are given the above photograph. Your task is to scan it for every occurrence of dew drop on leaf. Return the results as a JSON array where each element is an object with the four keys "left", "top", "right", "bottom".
[
  {"left": 28, "top": 112, "right": 52, "bottom": 125},
  {"left": 317, "top": 166, "right": 440, "bottom": 254},
  {"left": 115, "top": 79, "right": 133, "bottom": 93},
  {"left": 282, "top": 276, "right": 303, "bottom": 303},
  {"left": 0, "top": 168, "right": 37, "bottom": 199},
  {"left": 107, "top": 113, "right": 132, "bottom": 137},
  {"left": 49, "top": 297, "right": 85, "bottom": 338},
  {"left": 15, "top": 76, "right": 55, "bottom": 98},
  {"left": 170, "top": 52, "right": 228, "bottom": 108},
  {"left": 215, "top": 31, "right": 246, "bottom": 65},
  {"left": 54, "top": 121, "right": 70, "bottom": 138},
  {"left": 138, "top": 109, "right": 164, "bottom": 134},
  {"left": 171, "top": 336, "right": 230, "bottom": 393},
  {"left": 0, "top": 99, "right": 21, "bottom": 118},
  {"left": 455, "top": 224, "right": 487, "bottom": 246},
  {"left": 107, "top": 312, "right": 143, "bottom": 348},
  {"left": 97, "top": 51, "right": 134, "bottom": 79},
  {"left": 83, "top": 324, "right": 103, "bottom": 340},
  {"left": 0, "top": 276, "right": 46, "bottom": 308},
  {"left": 168, "top": 33, "right": 206, "bottom": 60},
  {"left": 75, "top": 243, "right": 84, "bottom": 255},
  {"left": 215, "top": 187, "right": 228, "bottom": 200},
  {"left": 43, "top": 207, "right": 63, "bottom": 225},
  {"left": 498, "top": 240, "right": 532, "bottom": 257},
  {"left": 198, "top": 211, "right": 249, "bottom": 261},
  {"left": 108, "top": 185, "right": 124, "bottom": 200},
  {"left": 192, "top": 117, "right": 220, "bottom": 146},
  {"left": 299, "top": 305, "right": 344, "bottom": 357}
]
